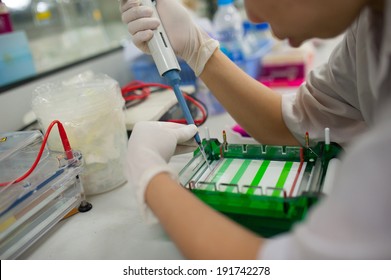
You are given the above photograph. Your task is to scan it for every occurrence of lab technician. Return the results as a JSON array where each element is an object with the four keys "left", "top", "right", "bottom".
[{"left": 120, "top": 0, "right": 391, "bottom": 259}]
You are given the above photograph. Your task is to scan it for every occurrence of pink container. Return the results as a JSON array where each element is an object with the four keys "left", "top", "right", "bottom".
[{"left": 0, "top": 2, "right": 13, "bottom": 34}]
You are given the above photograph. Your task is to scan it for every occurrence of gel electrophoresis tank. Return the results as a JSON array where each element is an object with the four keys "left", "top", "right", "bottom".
[{"left": 179, "top": 138, "right": 342, "bottom": 237}]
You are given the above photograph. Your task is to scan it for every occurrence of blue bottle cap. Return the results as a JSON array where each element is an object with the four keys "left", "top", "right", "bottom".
[
  {"left": 218, "top": 0, "right": 234, "bottom": 6},
  {"left": 255, "top": 22, "right": 269, "bottom": 31},
  {"left": 243, "top": 21, "right": 252, "bottom": 31},
  {"left": 243, "top": 21, "right": 269, "bottom": 32}
]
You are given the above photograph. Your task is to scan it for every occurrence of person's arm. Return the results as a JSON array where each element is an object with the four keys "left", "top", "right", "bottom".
[
  {"left": 146, "top": 172, "right": 264, "bottom": 259},
  {"left": 200, "top": 50, "right": 299, "bottom": 145}
]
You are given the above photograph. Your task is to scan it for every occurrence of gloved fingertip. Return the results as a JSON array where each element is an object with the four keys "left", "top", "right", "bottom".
[
  {"left": 188, "top": 124, "right": 198, "bottom": 133},
  {"left": 175, "top": 124, "right": 198, "bottom": 142}
]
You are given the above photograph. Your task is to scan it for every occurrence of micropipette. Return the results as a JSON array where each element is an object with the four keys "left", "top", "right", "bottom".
[{"left": 140, "top": 0, "right": 209, "bottom": 166}]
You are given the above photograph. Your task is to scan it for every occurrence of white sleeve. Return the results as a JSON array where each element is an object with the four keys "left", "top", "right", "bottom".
[
  {"left": 257, "top": 111, "right": 391, "bottom": 259},
  {"left": 282, "top": 25, "right": 367, "bottom": 146}
]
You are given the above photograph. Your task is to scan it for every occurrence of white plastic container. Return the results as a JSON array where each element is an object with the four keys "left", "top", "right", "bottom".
[
  {"left": 213, "top": 0, "right": 245, "bottom": 68},
  {"left": 32, "top": 72, "right": 128, "bottom": 195}
]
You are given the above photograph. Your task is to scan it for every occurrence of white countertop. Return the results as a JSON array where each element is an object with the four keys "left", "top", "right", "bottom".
[
  {"left": 20, "top": 113, "right": 237, "bottom": 260},
  {"left": 21, "top": 176, "right": 183, "bottom": 260}
]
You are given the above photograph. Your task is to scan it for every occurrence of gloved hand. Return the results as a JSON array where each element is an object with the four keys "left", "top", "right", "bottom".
[
  {"left": 126, "top": 121, "right": 198, "bottom": 221},
  {"left": 120, "top": 0, "right": 219, "bottom": 76}
]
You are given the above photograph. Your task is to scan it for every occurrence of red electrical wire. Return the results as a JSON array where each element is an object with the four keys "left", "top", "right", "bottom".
[
  {"left": 121, "top": 80, "right": 208, "bottom": 125},
  {"left": 0, "top": 120, "right": 73, "bottom": 187},
  {"left": 289, "top": 147, "right": 305, "bottom": 197},
  {"left": 167, "top": 93, "right": 207, "bottom": 125}
]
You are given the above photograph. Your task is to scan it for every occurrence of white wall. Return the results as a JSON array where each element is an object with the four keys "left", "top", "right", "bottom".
[{"left": 0, "top": 48, "right": 131, "bottom": 133}]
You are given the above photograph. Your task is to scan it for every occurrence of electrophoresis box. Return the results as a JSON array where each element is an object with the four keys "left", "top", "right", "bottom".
[
  {"left": 0, "top": 130, "right": 86, "bottom": 259},
  {"left": 179, "top": 137, "right": 342, "bottom": 237}
]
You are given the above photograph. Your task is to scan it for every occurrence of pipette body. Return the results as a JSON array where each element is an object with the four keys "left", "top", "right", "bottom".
[{"left": 140, "top": 0, "right": 203, "bottom": 146}]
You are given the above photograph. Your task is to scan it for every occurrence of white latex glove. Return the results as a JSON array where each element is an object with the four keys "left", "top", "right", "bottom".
[
  {"left": 127, "top": 121, "right": 198, "bottom": 221},
  {"left": 120, "top": 0, "right": 219, "bottom": 76}
]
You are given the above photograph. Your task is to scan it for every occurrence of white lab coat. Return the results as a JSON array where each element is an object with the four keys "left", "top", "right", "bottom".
[{"left": 260, "top": 1, "right": 391, "bottom": 259}]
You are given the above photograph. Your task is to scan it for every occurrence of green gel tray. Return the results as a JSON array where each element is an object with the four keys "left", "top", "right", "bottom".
[{"left": 179, "top": 139, "right": 342, "bottom": 237}]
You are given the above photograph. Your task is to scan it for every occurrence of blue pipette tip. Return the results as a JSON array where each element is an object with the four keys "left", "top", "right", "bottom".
[
  {"left": 194, "top": 133, "right": 202, "bottom": 146},
  {"left": 164, "top": 69, "right": 203, "bottom": 146}
]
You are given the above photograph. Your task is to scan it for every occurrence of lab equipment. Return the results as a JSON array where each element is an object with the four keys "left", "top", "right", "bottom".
[
  {"left": 259, "top": 41, "right": 314, "bottom": 87},
  {"left": 179, "top": 133, "right": 342, "bottom": 237},
  {"left": 243, "top": 22, "right": 271, "bottom": 55},
  {"left": 0, "top": 130, "right": 88, "bottom": 259},
  {"left": 0, "top": 31, "right": 36, "bottom": 86},
  {"left": 140, "top": 0, "right": 205, "bottom": 155},
  {"left": 195, "top": 78, "right": 225, "bottom": 116},
  {"left": 31, "top": 72, "right": 128, "bottom": 195},
  {"left": 121, "top": 80, "right": 208, "bottom": 131},
  {"left": 0, "top": 0, "right": 12, "bottom": 34},
  {"left": 242, "top": 21, "right": 274, "bottom": 79},
  {"left": 213, "top": 0, "right": 246, "bottom": 68},
  {"left": 130, "top": 54, "right": 196, "bottom": 86},
  {"left": 31, "top": 0, "right": 60, "bottom": 26}
]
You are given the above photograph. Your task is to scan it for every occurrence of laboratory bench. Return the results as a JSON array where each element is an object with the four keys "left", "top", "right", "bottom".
[{"left": 19, "top": 112, "right": 237, "bottom": 260}]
